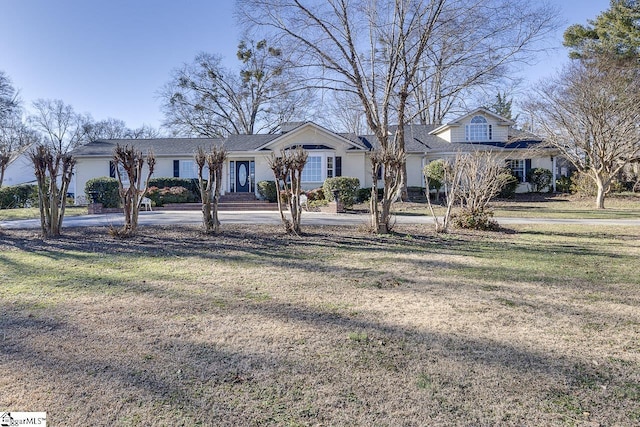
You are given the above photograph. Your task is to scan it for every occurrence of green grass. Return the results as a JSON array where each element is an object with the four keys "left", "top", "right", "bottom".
[
  {"left": 389, "top": 193, "right": 640, "bottom": 219},
  {"left": 1, "top": 224, "right": 639, "bottom": 425},
  {"left": 0, "top": 206, "right": 87, "bottom": 221}
]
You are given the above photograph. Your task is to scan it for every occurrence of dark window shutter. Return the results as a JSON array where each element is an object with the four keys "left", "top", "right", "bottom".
[
  {"left": 335, "top": 156, "right": 342, "bottom": 177},
  {"left": 525, "top": 159, "right": 532, "bottom": 181},
  {"left": 173, "top": 160, "right": 180, "bottom": 177},
  {"left": 109, "top": 161, "right": 116, "bottom": 178},
  {"left": 376, "top": 165, "right": 382, "bottom": 180}
]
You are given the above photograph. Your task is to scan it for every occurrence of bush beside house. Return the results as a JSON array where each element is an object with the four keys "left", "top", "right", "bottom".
[
  {"left": 257, "top": 180, "right": 278, "bottom": 202},
  {"left": 85, "top": 177, "right": 120, "bottom": 208},
  {"left": 0, "top": 184, "right": 38, "bottom": 209},
  {"left": 323, "top": 177, "right": 360, "bottom": 208}
]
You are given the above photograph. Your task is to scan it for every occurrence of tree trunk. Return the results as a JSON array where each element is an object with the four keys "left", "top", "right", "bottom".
[{"left": 595, "top": 179, "right": 607, "bottom": 209}]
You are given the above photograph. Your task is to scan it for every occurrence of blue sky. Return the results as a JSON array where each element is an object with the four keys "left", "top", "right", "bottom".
[{"left": 1, "top": 0, "right": 609, "bottom": 130}]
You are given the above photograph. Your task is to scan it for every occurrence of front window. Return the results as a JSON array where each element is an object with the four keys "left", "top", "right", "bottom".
[
  {"left": 301, "top": 155, "right": 322, "bottom": 182},
  {"left": 507, "top": 159, "right": 525, "bottom": 182},
  {"left": 180, "top": 160, "right": 197, "bottom": 179},
  {"left": 327, "top": 156, "right": 334, "bottom": 178},
  {"left": 466, "top": 115, "right": 491, "bottom": 141}
]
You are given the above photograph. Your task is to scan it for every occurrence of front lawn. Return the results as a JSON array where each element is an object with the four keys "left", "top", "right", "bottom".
[
  {"left": 0, "top": 206, "right": 87, "bottom": 221},
  {"left": 389, "top": 193, "right": 640, "bottom": 219},
  {"left": 0, "top": 224, "right": 638, "bottom": 425}
]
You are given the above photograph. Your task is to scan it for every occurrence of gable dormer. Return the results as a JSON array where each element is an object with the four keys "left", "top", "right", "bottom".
[{"left": 429, "top": 108, "right": 513, "bottom": 143}]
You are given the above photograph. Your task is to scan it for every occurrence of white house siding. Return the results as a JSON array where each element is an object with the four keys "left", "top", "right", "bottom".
[
  {"left": 437, "top": 128, "right": 453, "bottom": 143},
  {"left": 341, "top": 153, "right": 367, "bottom": 189},
  {"left": 406, "top": 155, "right": 425, "bottom": 187},
  {"left": 74, "top": 158, "right": 110, "bottom": 203},
  {"left": 3, "top": 153, "right": 35, "bottom": 186}
]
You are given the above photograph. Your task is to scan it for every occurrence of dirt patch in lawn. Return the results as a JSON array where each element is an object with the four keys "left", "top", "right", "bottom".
[{"left": 0, "top": 225, "right": 638, "bottom": 426}]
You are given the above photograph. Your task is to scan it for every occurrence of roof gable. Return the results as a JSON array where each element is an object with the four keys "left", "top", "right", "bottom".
[
  {"left": 430, "top": 108, "right": 514, "bottom": 136},
  {"left": 255, "top": 122, "right": 367, "bottom": 151}
]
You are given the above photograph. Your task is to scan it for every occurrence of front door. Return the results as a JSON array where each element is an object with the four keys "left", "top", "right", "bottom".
[{"left": 235, "top": 161, "right": 250, "bottom": 192}]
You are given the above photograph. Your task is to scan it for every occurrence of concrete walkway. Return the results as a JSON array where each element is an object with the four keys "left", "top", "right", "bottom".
[{"left": 2, "top": 210, "right": 639, "bottom": 229}]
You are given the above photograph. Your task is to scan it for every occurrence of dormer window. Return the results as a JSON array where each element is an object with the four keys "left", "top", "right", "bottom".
[{"left": 466, "top": 115, "right": 492, "bottom": 141}]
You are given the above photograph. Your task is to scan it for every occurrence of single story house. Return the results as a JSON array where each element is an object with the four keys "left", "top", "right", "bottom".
[
  {"left": 70, "top": 108, "right": 557, "bottom": 204},
  {"left": 2, "top": 144, "right": 36, "bottom": 187}
]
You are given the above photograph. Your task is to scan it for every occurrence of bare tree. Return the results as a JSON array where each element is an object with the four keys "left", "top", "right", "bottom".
[
  {"left": 112, "top": 144, "right": 156, "bottom": 236},
  {"left": 426, "top": 151, "right": 511, "bottom": 232},
  {"left": 0, "top": 116, "right": 40, "bottom": 188},
  {"left": 268, "top": 147, "right": 308, "bottom": 234},
  {"left": 239, "top": 0, "right": 445, "bottom": 233},
  {"left": 30, "top": 144, "right": 75, "bottom": 237},
  {"left": 525, "top": 57, "right": 640, "bottom": 209},
  {"left": 407, "top": 0, "right": 560, "bottom": 126},
  {"left": 195, "top": 145, "right": 227, "bottom": 234},
  {"left": 0, "top": 71, "right": 19, "bottom": 121},
  {"left": 80, "top": 118, "right": 162, "bottom": 143},
  {"left": 161, "top": 39, "right": 311, "bottom": 137},
  {"left": 29, "top": 99, "right": 87, "bottom": 154}
]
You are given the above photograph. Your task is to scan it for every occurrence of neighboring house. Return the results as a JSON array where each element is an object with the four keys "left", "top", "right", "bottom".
[
  {"left": 71, "top": 109, "right": 557, "bottom": 204},
  {"left": 2, "top": 144, "right": 36, "bottom": 187},
  {"left": 2, "top": 144, "right": 77, "bottom": 195}
]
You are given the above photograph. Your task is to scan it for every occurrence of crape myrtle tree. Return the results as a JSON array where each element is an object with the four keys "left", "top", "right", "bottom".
[
  {"left": 112, "top": 144, "right": 156, "bottom": 237},
  {"left": 525, "top": 57, "right": 640, "bottom": 209},
  {"left": 161, "top": 39, "right": 312, "bottom": 137},
  {"left": 195, "top": 145, "right": 227, "bottom": 234},
  {"left": 30, "top": 144, "right": 75, "bottom": 237},
  {"left": 424, "top": 151, "right": 512, "bottom": 232},
  {"left": 268, "top": 147, "right": 308, "bottom": 235},
  {"left": 238, "top": 0, "right": 446, "bottom": 233}
]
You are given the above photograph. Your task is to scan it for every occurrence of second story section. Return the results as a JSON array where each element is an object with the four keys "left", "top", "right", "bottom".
[{"left": 429, "top": 108, "right": 514, "bottom": 144}]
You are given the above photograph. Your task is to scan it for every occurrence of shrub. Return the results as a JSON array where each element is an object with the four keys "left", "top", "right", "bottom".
[
  {"left": 556, "top": 176, "right": 572, "bottom": 193},
  {"left": 323, "top": 177, "right": 360, "bottom": 208},
  {"left": 147, "top": 186, "right": 194, "bottom": 206},
  {"left": 451, "top": 208, "right": 499, "bottom": 231},
  {"left": 148, "top": 177, "right": 201, "bottom": 202},
  {"left": 570, "top": 172, "right": 596, "bottom": 196},
  {"left": 0, "top": 184, "right": 38, "bottom": 208},
  {"left": 305, "top": 187, "right": 325, "bottom": 202},
  {"left": 527, "top": 168, "right": 553, "bottom": 193},
  {"left": 257, "top": 180, "right": 278, "bottom": 202},
  {"left": 85, "top": 177, "right": 120, "bottom": 208},
  {"left": 424, "top": 160, "right": 445, "bottom": 192},
  {"left": 357, "top": 187, "right": 384, "bottom": 203},
  {"left": 497, "top": 170, "right": 519, "bottom": 199}
]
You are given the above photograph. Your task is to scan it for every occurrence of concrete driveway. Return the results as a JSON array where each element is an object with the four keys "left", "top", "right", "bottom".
[{"left": 2, "top": 210, "right": 639, "bottom": 229}]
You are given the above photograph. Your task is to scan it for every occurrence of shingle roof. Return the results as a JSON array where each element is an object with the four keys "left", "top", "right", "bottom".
[
  {"left": 71, "top": 138, "right": 224, "bottom": 157},
  {"left": 361, "top": 124, "right": 543, "bottom": 153},
  {"left": 71, "top": 122, "right": 544, "bottom": 158}
]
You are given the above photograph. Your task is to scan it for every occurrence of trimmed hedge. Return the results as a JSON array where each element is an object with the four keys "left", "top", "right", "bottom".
[
  {"left": 85, "top": 177, "right": 120, "bottom": 208},
  {"left": 0, "top": 184, "right": 38, "bottom": 208},
  {"left": 323, "top": 177, "right": 360, "bottom": 208},
  {"left": 148, "top": 177, "right": 201, "bottom": 202},
  {"left": 257, "top": 180, "right": 278, "bottom": 202},
  {"left": 147, "top": 186, "right": 196, "bottom": 206}
]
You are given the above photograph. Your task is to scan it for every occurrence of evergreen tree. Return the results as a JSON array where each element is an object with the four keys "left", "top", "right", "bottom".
[{"left": 564, "top": 0, "right": 640, "bottom": 60}]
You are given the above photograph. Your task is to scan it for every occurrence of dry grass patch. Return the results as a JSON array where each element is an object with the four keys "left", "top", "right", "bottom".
[{"left": 0, "top": 224, "right": 638, "bottom": 426}]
